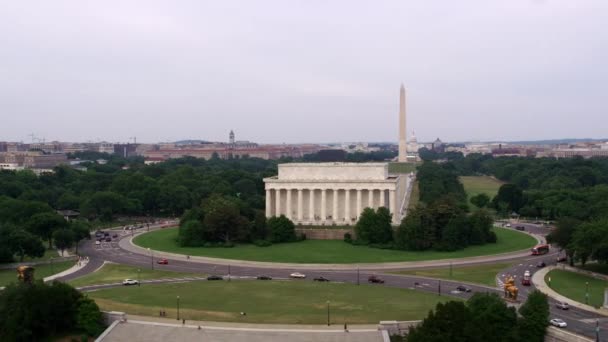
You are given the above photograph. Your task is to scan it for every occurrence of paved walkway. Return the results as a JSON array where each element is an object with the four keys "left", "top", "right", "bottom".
[
  {"left": 122, "top": 230, "right": 543, "bottom": 271},
  {"left": 532, "top": 265, "right": 608, "bottom": 316},
  {"left": 44, "top": 257, "right": 89, "bottom": 282}
]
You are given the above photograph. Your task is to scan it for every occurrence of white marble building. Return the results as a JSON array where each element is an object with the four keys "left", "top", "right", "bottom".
[{"left": 264, "top": 163, "right": 410, "bottom": 225}]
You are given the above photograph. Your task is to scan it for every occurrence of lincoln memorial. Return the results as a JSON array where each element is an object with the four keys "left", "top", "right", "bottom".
[{"left": 264, "top": 163, "right": 410, "bottom": 225}]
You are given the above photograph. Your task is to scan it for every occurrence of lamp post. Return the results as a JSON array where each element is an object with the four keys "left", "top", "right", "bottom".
[
  {"left": 586, "top": 282, "right": 590, "bottom": 305},
  {"left": 596, "top": 318, "right": 600, "bottom": 342},
  {"left": 438, "top": 280, "right": 441, "bottom": 296},
  {"left": 137, "top": 268, "right": 141, "bottom": 287},
  {"left": 449, "top": 262, "right": 453, "bottom": 278},
  {"left": 357, "top": 267, "right": 360, "bottom": 285},
  {"left": 148, "top": 247, "right": 154, "bottom": 270},
  {"left": 176, "top": 295, "right": 180, "bottom": 320},
  {"left": 326, "top": 300, "right": 330, "bottom": 326}
]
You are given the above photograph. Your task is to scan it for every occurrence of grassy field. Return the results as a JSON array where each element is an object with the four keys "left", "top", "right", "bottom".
[
  {"left": 0, "top": 260, "right": 74, "bottom": 287},
  {"left": 134, "top": 227, "right": 536, "bottom": 264},
  {"left": 408, "top": 181, "right": 419, "bottom": 209},
  {"left": 88, "top": 280, "right": 456, "bottom": 324},
  {"left": 546, "top": 269, "right": 608, "bottom": 308},
  {"left": 69, "top": 263, "right": 205, "bottom": 288},
  {"left": 389, "top": 162, "right": 418, "bottom": 174},
  {"left": 460, "top": 176, "right": 503, "bottom": 201},
  {"left": 393, "top": 262, "right": 514, "bottom": 287}
]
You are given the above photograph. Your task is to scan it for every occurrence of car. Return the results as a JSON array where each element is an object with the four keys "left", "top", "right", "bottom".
[
  {"left": 207, "top": 275, "right": 223, "bottom": 281},
  {"left": 556, "top": 302, "right": 569, "bottom": 310},
  {"left": 456, "top": 285, "right": 472, "bottom": 293},
  {"left": 256, "top": 275, "right": 272, "bottom": 280},
  {"left": 313, "top": 276, "right": 330, "bottom": 282},
  {"left": 95, "top": 240, "right": 101, "bottom": 245},
  {"left": 105, "top": 237, "right": 112, "bottom": 242},
  {"left": 95, "top": 231, "right": 103, "bottom": 237},
  {"left": 104, "top": 232, "right": 110, "bottom": 237},
  {"left": 157, "top": 258, "right": 168, "bottom": 265},
  {"left": 368, "top": 275, "right": 385, "bottom": 284},
  {"left": 112, "top": 233, "right": 118, "bottom": 238},
  {"left": 516, "top": 226, "right": 525, "bottom": 231},
  {"left": 556, "top": 255, "right": 567, "bottom": 263},
  {"left": 550, "top": 318, "right": 567, "bottom": 328},
  {"left": 536, "top": 261, "right": 546, "bottom": 268},
  {"left": 505, "top": 223, "right": 511, "bottom": 227},
  {"left": 290, "top": 272, "right": 306, "bottom": 279},
  {"left": 122, "top": 279, "right": 139, "bottom": 286}
]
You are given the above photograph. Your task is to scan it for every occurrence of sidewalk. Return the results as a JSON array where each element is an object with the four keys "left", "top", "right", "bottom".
[
  {"left": 44, "top": 256, "right": 90, "bottom": 282},
  {"left": 532, "top": 266, "right": 608, "bottom": 316},
  {"left": 121, "top": 230, "right": 543, "bottom": 271}
]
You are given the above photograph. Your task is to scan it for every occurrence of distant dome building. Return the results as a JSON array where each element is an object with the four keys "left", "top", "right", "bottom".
[{"left": 407, "top": 130, "right": 420, "bottom": 162}]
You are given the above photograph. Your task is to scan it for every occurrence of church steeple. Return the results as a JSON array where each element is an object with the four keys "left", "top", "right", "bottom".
[{"left": 229, "top": 130, "right": 235, "bottom": 144}]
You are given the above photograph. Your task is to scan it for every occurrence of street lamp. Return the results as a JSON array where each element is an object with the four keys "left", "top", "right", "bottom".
[
  {"left": 137, "top": 269, "right": 141, "bottom": 287},
  {"left": 148, "top": 247, "right": 154, "bottom": 270},
  {"left": 586, "top": 282, "right": 590, "bottom": 305},
  {"left": 176, "top": 295, "right": 180, "bottom": 320},
  {"left": 326, "top": 300, "right": 330, "bottom": 326},
  {"left": 357, "top": 267, "right": 360, "bottom": 286},
  {"left": 438, "top": 280, "right": 441, "bottom": 296}
]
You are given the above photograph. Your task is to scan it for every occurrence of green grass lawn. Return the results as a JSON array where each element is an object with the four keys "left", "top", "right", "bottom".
[
  {"left": 460, "top": 176, "right": 503, "bottom": 201},
  {"left": 88, "top": 280, "right": 456, "bottom": 324},
  {"left": 545, "top": 269, "right": 608, "bottom": 308},
  {"left": 408, "top": 180, "right": 419, "bottom": 209},
  {"left": 0, "top": 260, "right": 74, "bottom": 287},
  {"left": 134, "top": 227, "right": 536, "bottom": 264},
  {"left": 393, "top": 262, "right": 514, "bottom": 287},
  {"left": 69, "top": 263, "right": 205, "bottom": 288},
  {"left": 389, "top": 162, "right": 418, "bottom": 174}
]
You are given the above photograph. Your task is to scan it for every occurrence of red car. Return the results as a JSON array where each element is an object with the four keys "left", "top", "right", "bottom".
[{"left": 157, "top": 259, "right": 169, "bottom": 265}]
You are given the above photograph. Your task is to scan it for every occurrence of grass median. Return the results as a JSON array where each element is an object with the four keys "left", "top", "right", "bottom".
[
  {"left": 392, "top": 262, "right": 513, "bottom": 287},
  {"left": 69, "top": 263, "right": 205, "bottom": 288},
  {"left": 0, "top": 260, "right": 74, "bottom": 287},
  {"left": 134, "top": 227, "right": 536, "bottom": 264},
  {"left": 87, "top": 280, "right": 456, "bottom": 324},
  {"left": 545, "top": 269, "right": 608, "bottom": 308}
]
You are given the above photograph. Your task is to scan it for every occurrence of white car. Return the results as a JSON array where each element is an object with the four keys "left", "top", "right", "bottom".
[
  {"left": 550, "top": 318, "right": 567, "bottom": 328},
  {"left": 122, "top": 279, "right": 139, "bottom": 286},
  {"left": 289, "top": 272, "right": 306, "bottom": 279},
  {"left": 95, "top": 240, "right": 101, "bottom": 245}
]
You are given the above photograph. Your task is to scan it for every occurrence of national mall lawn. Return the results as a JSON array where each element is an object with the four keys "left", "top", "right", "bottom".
[
  {"left": 87, "top": 280, "right": 456, "bottom": 324},
  {"left": 134, "top": 227, "right": 536, "bottom": 264}
]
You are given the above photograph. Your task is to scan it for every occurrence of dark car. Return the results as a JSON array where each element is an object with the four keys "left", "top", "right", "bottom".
[
  {"left": 456, "top": 285, "right": 472, "bottom": 293},
  {"left": 368, "top": 275, "right": 385, "bottom": 284},
  {"left": 257, "top": 275, "right": 272, "bottom": 280},
  {"left": 104, "top": 232, "right": 110, "bottom": 236},
  {"left": 157, "top": 258, "right": 169, "bottom": 265},
  {"left": 536, "top": 261, "right": 546, "bottom": 268},
  {"left": 112, "top": 233, "right": 118, "bottom": 238},
  {"left": 313, "top": 276, "right": 330, "bottom": 282},
  {"left": 207, "top": 275, "right": 223, "bottom": 281},
  {"left": 105, "top": 237, "right": 111, "bottom": 242},
  {"left": 556, "top": 256, "right": 567, "bottom": 263},
  {"left": 95, "top": 231, "right": 103, "bottom": 238},
  {"left": 516, "top": 226, "right": 525, "bottom": 231}
]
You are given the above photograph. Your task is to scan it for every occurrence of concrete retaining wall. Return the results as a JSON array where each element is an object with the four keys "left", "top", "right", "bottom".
[{"left": 296, "top": 228, "right": 353, "bottom": 240}]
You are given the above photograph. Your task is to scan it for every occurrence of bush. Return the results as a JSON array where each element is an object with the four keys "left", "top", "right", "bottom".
[
  {"left": 299, "top": 233, "right": 306, "bottom": 241},
  {"left": 253, "top": 239, "right": 272, "bottom": 247},
  {"left": 344, "top": 232, "right": 352, "bottom": 243},
  {"left": 486, "top": 231, "right": 497, "bottom": 243}
]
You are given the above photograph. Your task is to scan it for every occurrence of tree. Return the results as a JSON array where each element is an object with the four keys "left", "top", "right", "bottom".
[
  {"left": 470, "top": 193, "right": 490, "bottom": 208},
  {"left": 75, "top": 296, "right": 104, "bottom": 337},
  {"left": 395, "top": 205, "right": 435, "bottom": 250},
  {"left": 546, "top": 217, "right": 581, "bottom": 265},
  {"left": 267, "top": 215, "right": 296, "bottom": 243},
  {"left": 26, "top": 212, "right": 67, "bottom": 248},
  {"left": 517, "top": 290, "right": 549, "bottom": 342},
  {"left": 355, "top": 207, "right": 394, "bottom": 245},
  {"left": 466, "top": 293, "right": 518, "bottom": 342},
  {"left": 251, "top": 211, "right": 268, "bottom": 241},
  {"left": 178, "top": 220, "right": 204, "bottom": 247},
  {"left": 53, "top": 229, "right": 75, "bottom": 256},
  {"left": 492, "top": 184, "right": 524, "bottom": 214},
  {"left": 468, "top": 209, "right": 494, "bottom": 245},
  {"left": 355, "top": 208, "right": 376, "bottom": 244},
  {"left": 79, "top": 191, "right": 130, "bottom": 221},
  {"left": 407, "top": 301, "right": 472, "bottom": 342},
  {"left": 70, "top": 221, "right": 91, "bottom": 255},
  {"left": 203, "top": 196, "right": 249, "bottom": 243},
  {"left": 8, "top": 228, "right": 45, "bottom": 262}
]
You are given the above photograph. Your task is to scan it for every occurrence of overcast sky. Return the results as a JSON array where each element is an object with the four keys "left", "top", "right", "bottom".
[{"left": 1, "top": 1, "right": 607, "bottom": 144}]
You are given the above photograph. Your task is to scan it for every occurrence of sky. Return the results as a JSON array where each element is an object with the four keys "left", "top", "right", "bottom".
[{"left": 1, "top": 0, "right": 607, "bottom": 144}]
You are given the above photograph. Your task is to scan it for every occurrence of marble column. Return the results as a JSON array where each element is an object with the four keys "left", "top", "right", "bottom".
[
  {"left": 368, "top": 189, "right": 374, "bottom": 208},
  {"left": 286, "top": 189, "right": 292, "bottom": 220},
  {"left": 389, "top": 190, "right": 397, "bottom": 223},
  {"left": 265, "top": 189, "right": 271, "bottom": 217},
  {"left": 380, "top": 189, "right": 387, "bottom": 208},
  {"left": 275, "top": 189, "right": 281, "bottom": 216},
  {"left": 309, "top": 189, "right": 315, "bottom": 221},
  {"left": 345, "top": 189, "right": 351, "bottom": 222},
  {"left": 332, "top": 189, "right": 338, "bottom": 221},
  {"left": 297, "top": 189, "right": 303, "bottom": 221},
  {"left": 356, "top": 189, "right": 362, "bottom": 218},
  {"left": 321, "top": 189, "right": 327, "bottom": 221}
]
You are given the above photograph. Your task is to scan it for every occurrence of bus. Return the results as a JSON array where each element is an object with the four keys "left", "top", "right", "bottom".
[{"left": 531, "top": 244, "right": 550, "bottom": 255}]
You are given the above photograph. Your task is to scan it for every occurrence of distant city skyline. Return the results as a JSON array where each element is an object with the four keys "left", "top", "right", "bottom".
[{"left": 1, "top": 1, "right": 607, "bottom": 144}]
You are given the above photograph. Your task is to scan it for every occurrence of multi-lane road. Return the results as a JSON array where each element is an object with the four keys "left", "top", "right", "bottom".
[{"left": 58, "top": 222, "right": 605, "bottom": 340}]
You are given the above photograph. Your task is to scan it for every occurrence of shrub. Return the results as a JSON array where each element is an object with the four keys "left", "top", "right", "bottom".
[
  {"left": 253, "top": 239, "right": 272, "bottom": 247},
  {"left": 344, "top": 232, "right": 352, "bottom": 243}
]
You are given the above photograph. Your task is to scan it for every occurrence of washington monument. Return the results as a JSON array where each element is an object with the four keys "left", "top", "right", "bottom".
[{"left": 398, "top": 84, "right": 407, "bottom": 162}]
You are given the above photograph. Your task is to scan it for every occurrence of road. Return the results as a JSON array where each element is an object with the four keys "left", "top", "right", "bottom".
[{"left": 59, "top": 221, "right": 604, "bottom": 340}]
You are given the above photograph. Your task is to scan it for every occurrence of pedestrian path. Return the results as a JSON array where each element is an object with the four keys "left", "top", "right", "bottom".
[{"left": 44, "top": 256, "right": 90, "bottom": 282}]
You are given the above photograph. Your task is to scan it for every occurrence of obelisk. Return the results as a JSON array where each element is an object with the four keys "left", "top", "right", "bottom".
[{"left": 398, "top": 84, "right": 407, "bottom": 162}]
